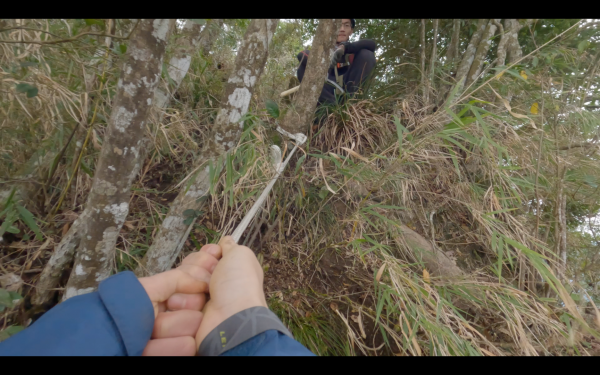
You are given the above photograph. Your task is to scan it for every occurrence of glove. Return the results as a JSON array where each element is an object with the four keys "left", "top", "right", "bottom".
[{"left": 329, "top": 45, "right": 345, "bottom": 70}]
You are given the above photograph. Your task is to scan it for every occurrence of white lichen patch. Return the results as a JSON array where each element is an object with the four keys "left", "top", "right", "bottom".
[
  {"left": 123, "top": 81, "right": 138, "bottom": 97},
  {"left": 228, "top": 87, "right": 251, "bottom": 111},
  {"left": 103, "top": 202, "right": 129, "bottom": 225},
  {"left": 129, "top": 44, "right": 152, "bottom": 62},
  {"left": 108, "top": 165, "right": 116, "bottom": 171},
  {"left": 75, "top": 264, "right": 86, "bottom": 276},
  {"left": 152, "top": 19, "right": 171, "bottom": 42},
  {"left": 113, "top": 106, "right": 136, "bottom": 133},
  {"left": 95, "top": 179, "right": 117, "bottom": 196},
  {"left": 167, "top": 56, "right": 192, "bottom": 84}
]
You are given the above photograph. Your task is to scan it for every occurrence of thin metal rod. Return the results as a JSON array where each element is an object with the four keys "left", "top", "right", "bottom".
[{"left": 230, "top": 141, "right": 301, "bottom": 243}]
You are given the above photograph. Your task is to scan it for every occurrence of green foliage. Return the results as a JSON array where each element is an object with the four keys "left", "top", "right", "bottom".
[
  {"left": 15, "top": 83, "right": 38, "bottom": 98},
  {"left": 0, "top": 188, "right": 43, "bottom": 240}
]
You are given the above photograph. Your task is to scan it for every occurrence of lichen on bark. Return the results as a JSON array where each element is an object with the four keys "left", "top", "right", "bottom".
[
  {"left": 34, "top": 19, "right": 175, "bottom": 300},
  {"left": 137, "top": 19, "right": 279, "bottom": 276}
]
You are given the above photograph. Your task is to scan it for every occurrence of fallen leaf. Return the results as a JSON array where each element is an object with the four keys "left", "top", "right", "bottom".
[
  {"left": 520, "top": 70, "right": 528, "bottom": 80},
  {"left": 423, "top": 268, "right": 430, "bottom": 284},
  {"left": 488, "top": 85, "right": 537, "bottom": 129},
  {"left": 375, "top": 264, "right": 386, "bottom": 283},
  {"left": 530, "top": 102, "right": 539, "bottom": 115},
  {"left": 330, "top": 302, "right": 339, "bottom": 311},
  {"left": 62, "top": 222, "right": 70, "bottom": 237},
  {"left": 341, "top": 147, "right": 369, "bottom": 162},
  {"left": 123, "top": 221, "right": 135, "bottom": 230}
]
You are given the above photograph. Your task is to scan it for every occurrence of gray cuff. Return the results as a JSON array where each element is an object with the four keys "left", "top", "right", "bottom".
[{"left": 197, "top": 306, "right": 293, "bottom": 356}]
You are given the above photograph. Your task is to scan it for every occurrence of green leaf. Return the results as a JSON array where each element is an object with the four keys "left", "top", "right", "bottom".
[
  {"left": 84, "top": 19, "right": 105, "bottom": 26},
  {"left": 578, "top": 40, "right": 590, "bottom": 54},
  {"left": 80, "top": 159, "right": 94, "bottom": 177},
  {"left": 532, "top": 56, "right": 538, "bottom": 67},
  {"left": 504, "top": 69, "right": 528, "bottom": 82},
  {"left": 119, "top": 44, "right": 127, "bottom": 55},
  {"left": 15, "top": 83, "right": 38, "bottom": 98},
  {"left": 189, "top": 19, "right": 206, "bottom": 26},
  {"left": 265, "top": 99, "right": 280, "bottom": 119},
  {"left": 9, "top": 291, "right": 22, "bottom": 301},
  {"left": 16, "top": 204, "right": 42, "bottom": 240},
  {"left": 0, "top": 289, "right": 12, "bottom": 308},
  {"left": 6, "top": 225, "right": 19, "bottom": 234},
  {"left": 183, "top": 209, "right": 197, "bottom": 218}
]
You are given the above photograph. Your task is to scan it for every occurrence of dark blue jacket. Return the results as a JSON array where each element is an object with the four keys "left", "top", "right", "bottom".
[{"left": 0, "top": 271, "right": 313, "bottom": 356}]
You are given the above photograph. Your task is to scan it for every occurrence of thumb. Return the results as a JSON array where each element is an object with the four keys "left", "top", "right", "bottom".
[{"left": 218, "top": 235, "right": 237, "bottom": 257}]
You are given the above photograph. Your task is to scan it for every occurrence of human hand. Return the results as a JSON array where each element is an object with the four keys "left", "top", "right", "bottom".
[
  {"left": 330, "top": 45, "right": 345, "bottom": 69},
  {"left": 195, "top": 236, "right": 267, "bottom": 351},
  {"left": 138, "top": 243, "right": 222, "bottom": 356}
]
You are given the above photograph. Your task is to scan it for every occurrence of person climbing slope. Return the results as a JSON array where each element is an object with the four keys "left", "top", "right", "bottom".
[{"left": 296, "top": 18, "right": 377, "bottom": 106}]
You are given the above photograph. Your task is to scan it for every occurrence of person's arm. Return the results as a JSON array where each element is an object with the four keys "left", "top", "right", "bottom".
[
  {"left": 344, "top": 39, "right": 377, "bottom": 54},
  {"left": 0, "top": 271, "right": 154, "bottom": 356},
  {"left": 222, "top": 331, "right": 315, "bottom": 356},
  {"left": 198, "top": 305, "right": 314, "bottom": 356}
]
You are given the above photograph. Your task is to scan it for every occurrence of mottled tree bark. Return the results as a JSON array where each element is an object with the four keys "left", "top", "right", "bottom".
[
  {"left": 494, "top": 19, "right": 508, "bottom": 67},
  {"left": 464, "top": 19, "right": 499, "bottom": 88},
  {"left": 136, "top": 19, "right": 279, "bottom": 276},
  {"left": 454, "top": 19, "right": 488, "bottom": 91},
  {"left": 398, "top": 224, "right": 463, "bottom": 279},
  {"left": 420, "top": 19, "right": 427, "bottom": 102},
  {"left": 279, "top": 19, "right": 340, "bottom": 135},
  {"left": 199, "top": 19, "right": 223, "bottom": 57},
  {"left": 427, "top": 19, "right": 439, "bottom": 108},
  {"left": 153, "top": 19, "right": 219, "bottom": 110},
  {"left": 59, "top": 19, "right": 174, "bottom": 299},
  {"left": 505, "top": 19, "right": 523, "bottom": 64},
  {"left": 445, "top": 19, "right": 461, "bottom": 70}
]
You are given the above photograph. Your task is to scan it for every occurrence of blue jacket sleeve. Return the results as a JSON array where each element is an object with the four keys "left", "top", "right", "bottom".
[
  {"left": 0, "top": 271, "right": 154, "bottom": 356},
  {"left": 221, "top": 330, "right": 315, "bottom": 356}
]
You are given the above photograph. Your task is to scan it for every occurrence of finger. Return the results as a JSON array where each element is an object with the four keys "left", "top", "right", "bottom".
[
  {"left": 167, "top": 292, "right": 206, "bottom": 311},
  {"left": 180, "top": 250, "right": 220, "bottom": 273},
  {"left": 139, "top": 269, "right": 208, "bottom": 304},
  {"left": 218, "top": 236, "right": 238, "bottom": 257},
  {"left": 142, "top": 336, "right": 197, "bottom": 356},
  {"left": 152, "top": 310, "right": 203, "bottom": 339},
  {"left": 177, "top": 264, "right": 212, "bottom": 284}
]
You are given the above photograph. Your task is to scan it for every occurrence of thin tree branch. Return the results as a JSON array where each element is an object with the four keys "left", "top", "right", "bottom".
[{"left": 0, "top": 20, "right": 139, "bottom": 46}]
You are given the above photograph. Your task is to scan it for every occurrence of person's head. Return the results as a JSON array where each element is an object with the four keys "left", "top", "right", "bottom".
[{"left": 337, "top": 19, "right": 355, "bottom": 43}]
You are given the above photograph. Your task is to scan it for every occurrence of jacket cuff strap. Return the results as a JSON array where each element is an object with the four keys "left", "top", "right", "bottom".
[{"left": 197, "top": 306, "right": 292, "bottom": 356}]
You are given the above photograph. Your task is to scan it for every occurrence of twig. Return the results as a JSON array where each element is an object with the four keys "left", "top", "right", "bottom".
[{"left": 0, "top": 20, "right": 139, "bottom": 46}]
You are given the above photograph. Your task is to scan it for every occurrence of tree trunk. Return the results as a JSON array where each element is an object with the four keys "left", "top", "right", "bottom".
[
  {"left": 279, "top": 19, "right": 340, "bottom": 135},
  {"left": 464, "top": 19, "right": 499, "bottom": 89},
  {"left": 420, "top": 19, "right": 427, "bottom": 103},
  {"left": 505, "top": 19, "right": 523, "bottom": 64},
  {"left": 57, "top": 19, "right": 173, "bottom": 299},
  {"left": 427, "top": 19, "right": 439, "bottom": 107},
  {"left": 136, "top": 19, "right": 279, "bottom": 276},
  {"left": 454, "top": 19, "right": 488, "bottom": 91},
  {"left": 494, "top": 19, "right": 509, "bottom": 67},
  {"left": 398, "top": 224, "right": 463, "bottom": 279},
  {"left": 154, "top": 20, "right": 205, "bottom": 110},
  {"left": 199, "top": 19, "right": 224, "bottom": 57},
  {"left": 445, "top": 19, "right": 460, "bottom": 70}
]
